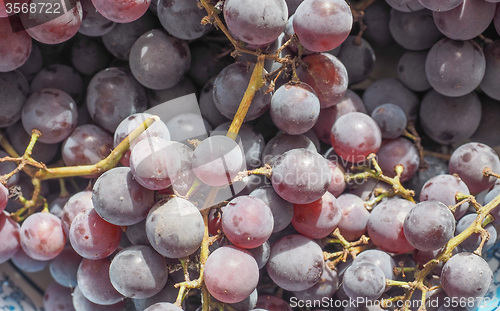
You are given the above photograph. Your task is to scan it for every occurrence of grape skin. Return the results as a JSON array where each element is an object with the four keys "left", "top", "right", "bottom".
[
  {"left": 266, "top": 234, "right": 324, "bottom": 291},
  {"left": 204, "top": 245, "right": 259, "bottom": 303},
  {"left": 441, "top": 252, "right": 492, "bottom": 300},
  {"left": 91, "top": 0, "right": 150, "bottom": 23},
  {"left": 417, "top": 0, "right": 463, "bottom": 11},
  {"left": 43, "top": 282, "right": 74, "bottom": 311},
  {"left": 397, "top": 50, "right": 431, "bottom": 92},
  {"left": 455, "top": 214, "right": 497, "bottom": 253},
  {"left": 157, "top": 0, "right": 212, "bottom": 40},
  {"left": 352, "top": 249, "right": 396, "bottom": 280},
  {"left": 337, "top": 36, "right": 376, "bottom": 85},
  {"left": 61, "top": 190, "right": 93, "bottom": 235},
  {"left": 293, "top": 265, "right": 339, "bottom": 301},
  {"left": 343, "top": 262, "right": 386, "bottom": 301},
  {"left": 249, "top": 186, "right": 294, "bottom": 233},
  {"left": 31, "top": 64, "right": 84, "bottom": 103},
  {"left": 0, "top": 71, "right": 29, "bottom": 128},
  {"left": 78, "top": 0, "right": 115, "bottom": 37},
  {"left": 77, "top": 258, "right": 124, "bottom": 305},
  {"left": 271, "top": 148, "right": 331, "bottom": 204},
  {"left": 20, "top": 212, "right": 66, "bottom": 261},
  {"left": 261, "top": 132, "right": 316, "bottom": 166},
  {"left": 144, "top": 303, "right": 183, "bottom": 311},
  {"left": 336, "top": 194, "right": 370, "bottom": 241},
  {"left": 0, "top": 212, "right": 20, "bottom": 264},
  {"left": 371, "top": 103, "right": 407, "bottom": 139},
  {"left": 403, "top": 201, "right": 455, "bottom": 251},
  {"left": 376, "top": 137, "right": 419, "bottom": 182},
  {"left": 49, "top": 246, "right": 81, "bottom": 288},
  {"left": 11, "top": 248, "right": 48, "bottom": 273},
  {"left": 480, "top": 40, "right": 500, "bottom": 101},
  {"left": 293, "top": 0, "right": 353, "bottom": 52},
  {"left": 73, "top": 286, "right": 125, "bottom": 311},
  {"left": 0, "top": 19, "right": 32, "bottom": 72}
]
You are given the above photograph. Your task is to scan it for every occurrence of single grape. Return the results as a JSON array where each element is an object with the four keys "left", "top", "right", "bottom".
[
  {"left": 419, "top": 174, "right": 470, "bottom": 220},
  {"left": 86, "top": 67, "right": 148, "bottom": 133},
  {"left": 20, "top": 0, "right": 82, "bottom": 44},
  {"left": 448, "top": 142, "right": 500, "bottom": 194},
  {"left": 327, "top": 159, "right": 346, "bottom": 197},
  {"left": 91, "top": 0, "right": 150, "bottom": 23},
  {"left": 376, "top": 137, "right": 420, "bottom": 182},
  {"left": 146, "top": 197, "right": 204, "bottom": 258},
  {"left": 363, "top": 1, "right": 394, "bottom": 47},
  {"left": 271, "top": 148, "right": 331, "bottom": 204},
  {"left": 79, "top": 0, "right": 115, "bottom": 37},
  {"left": 397, "top": 50, "right": 431, "bottom": 92},
  {"left": 480, "top": 40, "right": 500, "bottom": 101},
  {"left": 385, "top": 0, "right": 424, "bottom": 12},
  {"left": 417, "top": 0, "right": 463, "bottom": 11},
  {"left": 71, "top": 36, "right": 112, "bottom": 77},
  {"left": 337, "top": 36, "right": 376, "bottom": 85},
  {"left": 455, "top": 213, "right": 497, "bottom": 253},
  {"left": 0, "top": 17, "right": 32, "bottom": 72},
  {"left": 129, "top": 29, "right": 190, "bottom": 90},
  {"left": 204, "top": 245, "right": 259, "bottom": 303},
  {"left": 0, "top": 211, "right": 20, "bottom": 263},
  {"left": 11, "top": 247, "right": 49, "bottom": 272},
  {"left": 248, "top": 241, "right": 271, "bottom": 269},
  {"left": 43, "top": 282, "right": 74, "bottom": 311},
  {"left": 20, "top": 212, "right": 65, "bottom": 261},
  {"left": 109, "top": 245, "right": 169, "bottom": 299},
  {"left": 0, "top": 71, "right": 29, "bottom": 128},
  {"left": 62, "top": 124, "right": 113, "bottom": 170},
  {"left": 31, "top": 64, "right": 83, "bottom": 103},
  {"left": 199, "top": 77, "right": 230, "bottom": 127},
  {"left": 22, "top": 88, "right": 78, "bottom": 144},
  {"left": 353, "top": 249, "right": 396, "bottom": 280},
  {"left": 293, "top": 264, "right": 339, "bottom": 301},
  {"left": 49, "top": 246, "right": 81, "bottom": 288},
  {"left": 222, "top": 196, "right": 274, "bottom": 248},
  {"left": 330, "top": 112, "right": 382, "bottom": 163},
  {"left": 441, "top": 252, "right": 492, "bottom": 300},
  {"left": 371, "top": 103, "right": 407, "bottom": 139},
  {"left": 261, "top": 131, "right": 316, "bottom": 165},
  {"left": 389, "top": 8, "right": 442, "bottom": 51},
  {"left": 192, "top": 135, "right": 244, "bottom": 187},
  {"left": 157, "top": 0, "right": 211, "bottom": 40},
  {"left": 267, "top": 234, "right": 324, "bottom": 291},
  {"left": 93, "top": 167, "right": 154, "bottom": 225},
  {"left": 270, "top": 82, "right": 321, "bottom": 135},
  {"left": 367, "top": 198, "right": 415, "bottom": 254},
  {"left": 213, "top": 62, "right": 271, "bottom": 121},
  {"left": 255, "top": 295, "right": 292, "bottom": 311},
  {"left": 223, "top": 0, "right": 287, "bottom": 46},
  {"left": 292, "top": 192, "right": 341, "bottom": 239},
  {"left": 343, "top": 262, "right": 386, "bottom": 301},
  {"left": 296, "top": 53, "right": 348, "bottom": 108},
  {"left": 403, "top": 201, "right": 455, "bottom": 251},
  {"left": 73, "top": 286, "right": 125, "bottom": 311},
  {"left": 433, "top": 0, "right": 496, "bottom": 40},
  {"left": 425, "top": 38, "right": 485, "bottom": 97},
  {"left": 77, "top": 258, "right": 124, "bottom": 305},
  {"left": 293, "top": 0, "right": 353, "bottom": 52},
  {"left": 166, "top": 112, "right": 208, "bottom": 143},
  {"left": 0, "top": 183, "right": 7, "bottom": 213},
  {"left": 17, "top": 42, "right": 42, "bottom": 81},
  {"left": 336, "top": 194, "right": 370, "bottom": 241},
  {"left": 69, "top": 208, "right": 122, "bottom": 259}
]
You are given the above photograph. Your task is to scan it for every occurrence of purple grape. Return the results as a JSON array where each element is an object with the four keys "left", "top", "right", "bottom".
[
  {"left": 189, "top": 44, "right": 232, "bottom": 87},
  {"left": 343, "top": 262, "right": 385, "bottom": 300},
  {"left": 371, "top": 104, "right": 407, "bottom": 139},
  {"left": 293, "top": 0, "right": 353, "bottom": 52},
  {"left": 417, "top": 0, "right": 463, "bottom": 11},
  {"left": 0, "top": 71, "right": 29, "bottom": 128},
  {"left": 433, "top": 0, "right": 496, "bottom": 40},
  {"left": 31, "top": 64, "right": 83, "bottom": 102},
  {"left": 267, "top": 234, "right": 324, "bottom": 291},
  {"left": 79, "top": 0, "right": 115, "bottom": 37},
  {"left": 353, "top": 249, "right": 396, "bottom": 280},
  {"left": 91, "top": 0, "right": 150, "bottom": 23},
  {"left": 148, "top": 77, "right": 197, "bottom": 107},
  {"left": 213, "top": 62, "right": 271, "bottom": 121},
  {"left": 22, "top": 88, "right": 78, "bottom": 144},
  {"left": 330, "top": 112, "right": 382, "bottom": 163},
  {"left": 166, "top": 112, "right": 207, "bottom": 143},
  {"left": 133, "top": 280, "right": 179, "bottom": 310},
  {"left": 425, "top": 38, "right": 485, "bottom": 97},
  {"left": 20, "top": 212, "right": 66, "bottom": 261},
  {"left": 389, "top": 8, "right": 442, "bottom": 51},
  {"left": 397, "top": 50, "right": 431, "bottom": 92},
  {"left": 270, "top": 82, "right": 320, "bottom": 135},
  {"left": 73, "top": 286, "right": 125, "bottom": 311},
  {"left": 86, "top": 67, "right": 148, "bottom": 133},
  {"left": 367, "top": 198, "right": 415, "bottom": 254},
  {"left": 385, "top": 0, "right": 425, "bottom": 12},
  {"left": 441, "top": 252, "right": 492, "bottom": 299},
  {"left": 0, "top": 211, "right": 20, "bottom": 263},
  {"left": 376, "top": 138, "right": 419, "bottom": 182},
  {"left": 293, "top": 265, "right": 339, "bottom": 301},
  {"left": 43, "top": 282, "right": 74, "bottom": 311},
  {"left": 17, "top": 43, "right": 43, "bottom": 81},
  {"left": 0, "top": 18, "right": 31, "bottom": 72},
  {"left": 271, "top": 148, "right": 331, "bottom": 204},
  {"left": 61, "top": 191, "right": 93, "bottom": 235},
  {"left": 456, "top": 213, "right": 497, "bottom": 253},
  {"left": 49, "top": 246, "right": 81, "bottom": 288},
  {"left": 256, "top": 295, "right": 292, "bottom": 311},
  {"left": 420, "top": 174, "right": 470, "bottom": 220},
  {"left": 363, "top": 1, "right": 394, "bottom": 47},
  {"left": 77, "top": 258, "right": 124, "bottom": 305},
  {"left": 11, "top": 247, "right": 48, "bottom": 272},
  {"left": 480, "top": 40, "right": 500, "bottom": 101},
  {"left": 337, "top": 36, "right": 376, "bottom": 84},
  {"left": 144, "top": 303, "right": 183, "bottom": 311},
  {"left": 448, "top": 142, "right": 500, "bottom": 194},
  {"left": 157, "top": 0, "right": 212, "bottom": 40},
  {"left": 129, "top": 29, "right": 190, "bottom": 90},
  {"left": 249, "top": 186, "right": 294, "bottom": 233},
  {"left": 336, "top": 194, "right": 370, "bottom": 241},
  {"left": 0, "top": 184, "right": 7, "bottom": 213},
  {"left": 403, "top": 201, "right": 455, "bottom": 251},
  {"left": 205, "top": 245, "right": 259, "bottom": 303},
  {"left": 223, "top": 0, "right": 287, "bottom": 46},
  {"left": 145, "top": 197, "right": 204, "bottom": 258},
  {"left": 419, "top": 90, "right": 482, "bottom": 144},
  {"left": 62, "top": 124, "right": 113, "bottom": 169},
  {"left": 71, "top": 36, "right": 112, "bottom": 76},
  {"left": 109, "top": 245, "right": 169, "bottom": 299},
  {"left": 248, "top": 241, "right": 271, "bottom": 269}
]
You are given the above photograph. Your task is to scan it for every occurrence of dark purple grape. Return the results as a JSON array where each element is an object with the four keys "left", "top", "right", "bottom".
[
  {"left": 129, "top": 29, "right": 190, "bottom": 90},
  {"left": 43, "top": 282, "right": 74, "bottom": 311},
  {"left": 389, "top": 8, "right": 442, "bottom": 51},
  {"left": 71, "top": 36, "right": 112, "bottom": 76},
  {"left": 213, "top": 62, "right": 271, "bottom": 121},
  {"left": 353, "top": 249, "right": 396, "bottom": 280},
  {"left": 403, "top": 200, "right": 455, "bottom": 251},
  {"left": 262, "top": 131, "right": 316, "bottom": 165},
  {"left": 293, "top": 265, "right": 339, "bottom": 301},
  {"left": 397, "top": 50, "right": 431, "bottom": 92},
  {"left": 343, "top": 262, "right": 385, "bottom": 301},
  {"left": 144, "top": 303, "right": 183, "bottom": 311},
  {"left": 17, "top": 43, "right": 43, "bottom": 81},
  {"left": 267, "top": 234, "right": 324, "bottom": 291},
  {"left": 256, "top": 295, "right": 292, "bottom": 311},
  {"left": 189, "top": 43, "right": 232, "bottom": 87},
  {"left": 419, "top": 90, "right": 481, "bottom": 145},
  {"left": 223, "top": 0, "right": 287, "bottom": 46},
  {"left": 31, "top": 64, "right": 83, "bottom": 102},
  {"left": 0, "top": 71, "right": 29, "bottom": 128},
  {"left": 363, "top": 1, "right": 394, "bottom": 47},
  {"left": 91, "top": 0, "right": 150, "bottom": 23},
  {"left": 448, "top": 142, "right": 500, "bottom": 194},
  {"left": 417, "top": 0, "right": 462, "bottom": 11},
  {"left": 456, "top": 213, "right": 497, "bottom": 253},
  {"left": 157, "top": 0, "right": 211, "bottom": 40},
  {"left": 293, "top": 0, "right": 352, "bottom": 52},
  {"left": 371, "top": 103, "right": 407, "bottom": 139},
  {"left": 0, "top": 17, "right": 32, "bottom": 72},
  {"left": 271, "top": 148, "right": 331, "bottom": 204},
  {"left": 337, "top": 36, "right": 376, "bottom": 84},
  {"left": 79, "top": 0, "right": 115, "bottom": 37},
  {"left": 148, "top": 77, "right": 197, "bottom": 107},
  {"left": 86, "top": 67, "right": 148, "bottom": 133},
  {"left": 385, "top": 0, "right": 424, "bottom": 12},
  {"left": 480, "top": 40, "right": 500, "bottom": 101},
  {"left": 78, "top": 258, "right": 124, "bottom": 305}
]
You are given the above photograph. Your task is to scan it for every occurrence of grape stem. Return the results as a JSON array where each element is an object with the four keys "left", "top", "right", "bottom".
[
  {"left": 345, "top": 153, "right": 415, "bottom": 203},
  {"left": 403, "top": 121, "right": 426, "bottom": 169}
]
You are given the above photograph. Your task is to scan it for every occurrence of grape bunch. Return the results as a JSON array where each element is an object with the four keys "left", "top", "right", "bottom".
[{"left": 0, "top": 0, "right": 500, "bottom": 310}]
